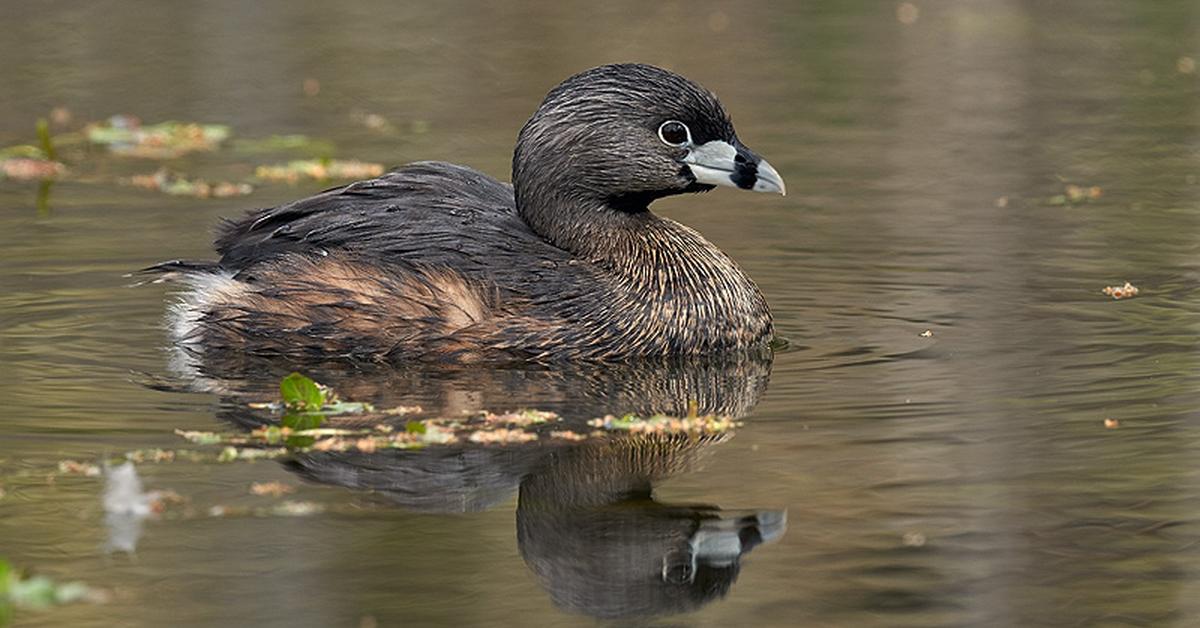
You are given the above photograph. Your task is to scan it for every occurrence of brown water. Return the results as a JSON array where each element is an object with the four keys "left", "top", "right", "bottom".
[{"left": 3, "top": 1, "right": 1200, "bottom": 626}]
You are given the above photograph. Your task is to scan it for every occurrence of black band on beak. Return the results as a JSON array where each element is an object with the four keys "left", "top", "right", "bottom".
[{"left": 730, "top": 145, "right": 761, "bottom": 191}]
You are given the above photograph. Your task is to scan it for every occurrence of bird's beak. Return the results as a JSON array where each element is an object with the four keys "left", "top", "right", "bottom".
[{"left": 682, "top": 139, "right": 786, "bottom": 196}]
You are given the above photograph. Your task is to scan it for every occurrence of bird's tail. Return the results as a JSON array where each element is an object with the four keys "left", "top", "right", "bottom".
[{"left": 128, "top": 259, "right": 222, "bottom": 285}]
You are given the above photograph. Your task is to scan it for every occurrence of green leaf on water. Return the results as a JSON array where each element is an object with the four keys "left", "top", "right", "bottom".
[
  {"left": 0, "top": 559, "right": 99, "bottom": 617},
  {"left": 280, "top": 373, "right": 325, "bottom": 411},
  {"left": 0, "top": 562, "right": 9, "bottom": 625},
  {"left": 281, "top": 413, "right": 325, "bottom": 431},
  {"left": 405, "top": 421, "right": 427, "bottom": 435},
  {"left": 0, "top": 558, "right": 11, "bottom": 597},
  {"left": 10, "top": 575, "right": 56, "bottom": 609}
]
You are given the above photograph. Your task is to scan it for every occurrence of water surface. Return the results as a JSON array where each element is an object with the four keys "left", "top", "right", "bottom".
[{"left": 3, "top": 1, "right": 1200, "bottom": 626}]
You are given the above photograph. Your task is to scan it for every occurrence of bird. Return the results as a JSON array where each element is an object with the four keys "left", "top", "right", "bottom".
[{"left": 146, "top": 63, "right": 786, "bottom": 363}]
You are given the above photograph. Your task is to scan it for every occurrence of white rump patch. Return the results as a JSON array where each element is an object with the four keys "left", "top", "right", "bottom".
[{"left": 166, "top": 271, "right": 244, "bottom": 345}]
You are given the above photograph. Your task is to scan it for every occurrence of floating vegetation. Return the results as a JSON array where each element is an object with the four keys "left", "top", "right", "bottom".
[
  {"left": 1046, "top": 184, "right": 1103, "bottom": 206},
  {"left": 0, "top": 158, "right": 66, "bottom": 181},
  {"left": 588, "top": 414, "right": 741, "bottom": 435},
  {"left": 125, "top": 168, "right": 254, "bottom": 198},
  {"left": 0, "top": 558, "right": 107, "bottom": 621},
  {"left": 208, "top": 501, "right": 324, "bottom": 518},
  {"left": 281, "top": 371, "right": 327, "bottom": 411},
  {"left": 249, "top": 481, "right": 295, "bottom": 497},
  {"left": 1102, "top": 281, "right": 1139, "bottom": 300},
  {"left": 56, "top": 460, "right": 101, "bottom": 477},
  {"left": 215, "top": 445, "right": 286, "bottom": 462},
  {"left": 86, "top": 115, "right": 230, "bottom": 158},
  {"left": 169, "top": 373, "right": 740, "bottom": 455},
  {"left": 1, "top": 113, "right": 393, "bottom": 213},
  {"left": 121, "top": 448, "right": 178, "bottom": 464},
  {"left": 468, "top": 428, "right": 539, "bottom": 444},
  {"left": 478, "top": 409, "right": 558, "bottom": 426},
  {"left": 0, "top": 119, "right": 66, "bottom": 181},
  {"left": 255, "top": 159, "right": 385, "bottom": 183}
]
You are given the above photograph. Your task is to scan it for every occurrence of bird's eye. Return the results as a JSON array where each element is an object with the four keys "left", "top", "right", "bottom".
[{"left": 657, "top": 120, "right": 691, "bottom": 147}]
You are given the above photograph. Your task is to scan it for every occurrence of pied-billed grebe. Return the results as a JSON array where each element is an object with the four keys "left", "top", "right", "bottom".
[{"left": 148, "top": 63, "right": 786, "bottom": 362}]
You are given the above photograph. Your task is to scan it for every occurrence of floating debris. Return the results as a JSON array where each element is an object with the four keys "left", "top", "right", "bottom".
[
  {"left": 588, "top": 414, "right": 740, "bottom": 435},
  {"left": 896, "top": 2, "right": 919, "bottom": 25},
  {"left": 250, "top": 481, "right": 295, "bottom": 497},
  {"left": 208, "top": 500, "right": 325, "bottom": 518},
  {"left": 103, "top": 462, "right": 171, "bottom": 553},
  {"left": 1104, "top": 418, "right": 1120, "bottom": 429},
  {"left": 380, "top": 405, "right": 423, "bottom": 416},
  {"left": 1102, "top": 281, "right": 1139, "bottom": 300},
  {"left": 414, "top": 423, "right": 457, "bottom": 445},
  {"left": 48, "top": 106, "right": 72, "bottom": 128},
  {"left": 478, "top": 409, "right": 557, "bottom": 426},
  {"left": 122, "top": 448, "right": 177, "bottom": 464},
  {"left": 216, "top": 446, "right": 285, "bottom": 462},
  {"left": 255, "top": 159, "right": 384, "bottom": 183},
  {"left": 174, "top": 373, "right": 741, "bottom": 455},
  {"left": 272, "top": 501, "right": 324, "bottom": 517},
  {"left": 351, "top": 110, "right": 395, "bottom": 134},
  {"left": 1178, "top": 56, "right": 1197, "bottom": 75},
  {"left": 87, "top": 116, "right": 230, "bottom": 158},
  {"left": 103, "top": 462, "right": 163, "bottom": 517},
  {"left": 902, "top": 531, "right": 927, "bottom": 547},
  {"left": 468, "top": 428, "right": 539, "bottom": 445},
  {"left": 919, "top": 329, "right": 933, "bottom": 338},
  {"left": 57, "top": 460, "right": 101, "bottom": 477},
  {"left": 0, "top": 119, "right": 68, "bottom": 180},
  {"left": 302, "top": 78, "right": 321, "bottom": 97},
  {"left": 125, "top": 168, "right": 253, "bottom": 198},
  {"left": 174, "top": 429, "right": 224, "bottom": 445},
  {"left": 1046, "top": 184, "right": 1103, "bottom": 206},
  {"left": 1, "top": 158, "right": 65, "bottom": 180}
]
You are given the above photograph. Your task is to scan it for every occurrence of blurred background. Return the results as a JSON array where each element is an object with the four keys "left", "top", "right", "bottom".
[{"left": 2, "top": 1, "right": 1199, "bottom": 626}]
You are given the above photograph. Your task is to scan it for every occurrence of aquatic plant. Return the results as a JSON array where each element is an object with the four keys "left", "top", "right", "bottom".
[{"left": 0, "top": 558, "right": 105, "bottom": 623}]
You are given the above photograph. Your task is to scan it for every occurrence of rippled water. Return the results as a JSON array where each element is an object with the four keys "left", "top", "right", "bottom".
[{"left": 2, "top": 1, "right": 1200, "bottom": 626}]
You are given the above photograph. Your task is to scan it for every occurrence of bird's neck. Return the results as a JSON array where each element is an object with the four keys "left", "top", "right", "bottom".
[
  {"left": 517, "top": 192, "right": 773, "bottom": 353},
  {"left": 516, "top": 192, "right": 690, "bottom": 271},
  {"left": 533, "top": 196, "right": 767, "bottom": 310}
]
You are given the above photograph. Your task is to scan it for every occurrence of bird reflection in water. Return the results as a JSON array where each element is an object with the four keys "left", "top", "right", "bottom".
[{"left": 179, "top": 351, "right": 786, "bottom": 620}]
